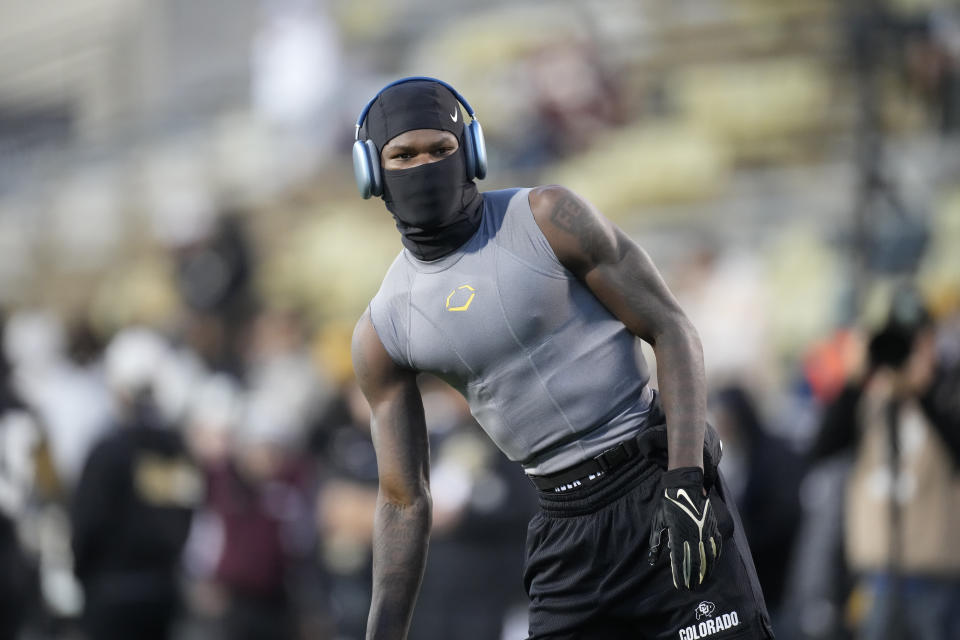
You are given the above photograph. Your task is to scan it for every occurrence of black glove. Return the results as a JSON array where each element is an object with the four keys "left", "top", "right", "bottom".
[{"left": 648, "top": 466, "right": 721, "bottom": 590}]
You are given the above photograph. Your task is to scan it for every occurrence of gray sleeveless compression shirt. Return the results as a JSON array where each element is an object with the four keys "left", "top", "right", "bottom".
[{"left": 369, "top": 188, "right": 655, "bottom": 475}]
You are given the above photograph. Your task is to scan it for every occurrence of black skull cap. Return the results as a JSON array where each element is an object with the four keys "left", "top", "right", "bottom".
[{"left": 363, "top": 80, "right": 465, "bottom": 152}]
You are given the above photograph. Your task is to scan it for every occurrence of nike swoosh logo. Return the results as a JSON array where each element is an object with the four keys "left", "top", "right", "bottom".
[
  {"left": 674, "top": 489, "right": 701, "bottom": 516},
  {"left": 450, "top": 110, "right": 458, "bottom": 123},
  {"left": 665, "top": 489, "right": 710, "bottom": 534}
]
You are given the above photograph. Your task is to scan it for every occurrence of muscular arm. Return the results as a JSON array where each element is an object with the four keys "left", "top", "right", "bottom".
[
  {"left": 352, "top": 310, "right": 431, "bottom": 640},
  {"left": 529, "top": 185, "right": 706, "bottom": 470}
]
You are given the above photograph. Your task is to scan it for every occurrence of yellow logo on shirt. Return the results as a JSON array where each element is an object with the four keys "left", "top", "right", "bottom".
[
  {"left": 445, "top": 284, "right": 476, "bottom": 311},
  {"left": 134, "top": 454, "right": 203, "bottom": 507}
]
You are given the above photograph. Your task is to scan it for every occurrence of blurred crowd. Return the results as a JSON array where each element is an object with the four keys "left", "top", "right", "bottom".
[
  {"left": 1, "top": 0, "right": 960, "bottom": 639},
  {"left": 0, "top": 291, "right": 537, "bottom": 640},
  {"left": 2, "top": 262, "right": 959, "bottom": 640}
]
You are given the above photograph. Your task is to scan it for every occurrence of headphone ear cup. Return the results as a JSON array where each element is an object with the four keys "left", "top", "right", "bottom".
[
  {"left": 352, "top": 140, "right": 374, "bottom": 199},
  {"left": 467, "top": 120, "right": 487, "bottom": 180},
  {"left": 463, "top": 129, "right": 476, "bottom": 181},
  {"left": 364, "top": 139, "right": 383, "bottom": 197}
]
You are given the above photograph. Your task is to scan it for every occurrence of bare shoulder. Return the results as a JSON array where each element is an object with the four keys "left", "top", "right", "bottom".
[
  {"left": 527, "top": 184, "right": 571, "bottom": 213},
  {"left": 527, "top": 184, "right": 618, "bottom": 276},
  {"left": 352, "top": 309, "right": 413, "bottom": 399},
  {"left": 527, "top": 184, "right": 590, "bottom": 227}
]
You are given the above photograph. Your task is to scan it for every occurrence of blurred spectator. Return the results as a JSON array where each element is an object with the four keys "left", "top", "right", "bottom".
[
  {"left": 0, "top": 473, "right": 34, "bottom": 640},
  {"left": 781, "top": 455, "right": 853, "bottom": 640},
  {"left": 838, "top": 294, "right": 960, "bottom": 639},
  {"left": 922, "top": 305, "right": 960, "bottom": 471},
  {"left": 315, "top": 381, "right": 379, "bottom": 640},
  {"left": 201, "top": 396, "right": 322, "bottom": 640},
  {"left": 182, "top": 374, "right": 242, "bottom": 471},
  {"left": 174, "top": 211, "right": 259, "bottom": 378},
  {"left": 710, "top": 385, "right": 803, "bottom": 624},
  {"left": 781, "top": 335, "right": 866, "bottom": 640},
  {"left": 803, "top": 328, "right": 866, "bottom": 409},
  {"left": 3, "top": 311, "right": 114, "bottom": 489},
  {"left": 180, "top": 374, "right": 238, "bottom": 638},
  {"left": 0, "top": 315, "right": 46, "bottom": 640},
  {"left": 71, "top": 329, "right": 202, "bottom": 640},
  {"left": 246, "top": 309, "right": 335, "bottom": 449}
]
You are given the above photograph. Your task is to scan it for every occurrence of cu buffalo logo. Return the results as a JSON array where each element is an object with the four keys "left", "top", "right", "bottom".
[{"left": 695, "top": 601, "right": 716, "bottom": 620}]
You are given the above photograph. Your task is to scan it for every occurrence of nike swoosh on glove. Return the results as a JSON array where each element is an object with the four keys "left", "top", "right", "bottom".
[{"left": 647, "top": 466, "right": 721, "bottom": 590}]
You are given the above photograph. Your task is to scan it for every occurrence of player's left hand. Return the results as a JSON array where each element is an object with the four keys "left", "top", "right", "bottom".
[{"left": 647, "top": 467, "right": 721, "bottom": 590}]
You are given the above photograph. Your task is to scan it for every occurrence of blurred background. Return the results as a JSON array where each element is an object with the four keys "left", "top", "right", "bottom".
[{"left": 1, "top": 0, "right": 959, "bottom": 638}]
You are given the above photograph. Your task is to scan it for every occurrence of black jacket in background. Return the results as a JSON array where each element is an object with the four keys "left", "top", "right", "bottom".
[{"left": 71, "top": 414, "right": 197, "bottom": 595}]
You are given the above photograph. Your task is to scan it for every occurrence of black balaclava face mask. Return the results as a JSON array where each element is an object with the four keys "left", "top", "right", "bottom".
[{"left": 363, "top": 81, "right": 483, "bottom": 261}]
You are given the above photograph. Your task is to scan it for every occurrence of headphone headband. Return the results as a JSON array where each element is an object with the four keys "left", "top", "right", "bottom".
[{"left": 354, "top": 76, "right": 478, "bottom": 141}]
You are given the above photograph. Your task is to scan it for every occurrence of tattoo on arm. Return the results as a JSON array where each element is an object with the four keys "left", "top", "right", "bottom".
[
  {"left": 549, "top": 194, "right": 612, "bottom": 260},
  {"left": 368, "top": 485, "right": 431, "bottom": 639}
]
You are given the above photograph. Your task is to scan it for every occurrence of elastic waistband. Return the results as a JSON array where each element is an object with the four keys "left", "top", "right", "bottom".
[{"left": 536, "top": 456, "right": 661, "bottom": 517}]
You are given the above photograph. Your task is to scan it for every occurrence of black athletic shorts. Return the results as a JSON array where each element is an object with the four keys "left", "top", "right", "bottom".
[{"left": 523, "top": 452, "right": 775, "bottom": 640}]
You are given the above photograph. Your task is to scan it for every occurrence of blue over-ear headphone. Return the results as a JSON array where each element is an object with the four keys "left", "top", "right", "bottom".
[{"left": 352, "top": 76, "right": 487, "bottom": 199}]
